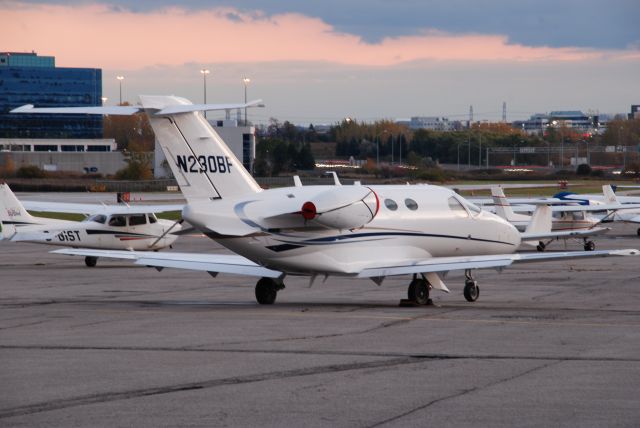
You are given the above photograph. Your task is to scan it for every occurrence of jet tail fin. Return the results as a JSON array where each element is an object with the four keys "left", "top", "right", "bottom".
[{"left": 141, "top": 95, "right": 262, "bottom": 203}]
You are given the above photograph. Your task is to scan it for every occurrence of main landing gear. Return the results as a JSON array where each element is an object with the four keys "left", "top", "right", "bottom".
[
  {"left": 255, "top": 277, "right": 285, "bottom": 304},
  {"left": 583, "top": 239, "right": 595, "bottom": 251},
  {"left": 463, "top": 269, "right": 479, "bottom": 302},
  {"left": 407, "top": 275, "right": 432, "bottom": 305},
  {"left": 85, "top": 256, "right": 98, "bottom": 267}
]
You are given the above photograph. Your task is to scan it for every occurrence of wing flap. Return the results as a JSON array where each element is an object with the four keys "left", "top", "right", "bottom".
[
  {"left": 51, "top": 249, "right": 282, "bottom": 278},
  {"left": 357, "top": 249, "right": 639, "bottom": 278}
]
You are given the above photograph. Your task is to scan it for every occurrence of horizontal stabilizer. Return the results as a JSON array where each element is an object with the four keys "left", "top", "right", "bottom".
[{"left": 10, "top": 104, "right": 141, "bottom": 115}]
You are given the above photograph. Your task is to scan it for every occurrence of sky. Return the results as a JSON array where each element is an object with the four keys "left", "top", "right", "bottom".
[{"left": 2, "top": 0, "right": 639, "bottom": 124}]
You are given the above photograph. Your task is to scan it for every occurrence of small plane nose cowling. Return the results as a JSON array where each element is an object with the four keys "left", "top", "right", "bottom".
[{"left": 302, "top": 187, "right": 379, "bottom": 230}]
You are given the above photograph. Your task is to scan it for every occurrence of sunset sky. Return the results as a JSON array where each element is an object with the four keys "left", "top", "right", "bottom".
[{"left": 3, "top": 0, "right": 639, "bottom": 124}]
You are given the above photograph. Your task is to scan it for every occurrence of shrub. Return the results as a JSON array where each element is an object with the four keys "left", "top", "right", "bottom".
[{"left": 16, "top": 165, "right": 46, "bottom": 178}]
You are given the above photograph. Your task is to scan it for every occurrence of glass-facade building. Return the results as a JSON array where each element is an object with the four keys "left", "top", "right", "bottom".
[{"left": 0, "top": 52, "right": 102, "bottom": 139}]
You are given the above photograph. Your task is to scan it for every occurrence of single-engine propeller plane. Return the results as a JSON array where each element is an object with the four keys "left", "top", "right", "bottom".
[
  {"left": 0, "top": 183, "right": 183, "bottom": 266},
  {"left": 12, "top": 97, "right": 639, "bottom": 305}
]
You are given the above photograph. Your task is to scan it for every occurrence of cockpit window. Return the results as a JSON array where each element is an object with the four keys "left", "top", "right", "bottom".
[
  {"left": 463, "top": 200, "right": 482, "bottom": 215},
  {"left": 448, "top": 197, "right": 468, "bottom": 217},
  {"left": 128, "top": 214, "right": 147, "bottom": 226},
  {"left": 108, "top": 215, "right": 126, "bottom": 227},
  {"left": 148, "top": 213, "right": 158, "bottom": 224},
  {"left": 86, "top": 214, "right": 107, "bottom": 224}
]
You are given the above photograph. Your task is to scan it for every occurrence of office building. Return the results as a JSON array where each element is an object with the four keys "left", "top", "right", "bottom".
[{"left": 0, "top": 51, "right": 102, "bottom": 139}]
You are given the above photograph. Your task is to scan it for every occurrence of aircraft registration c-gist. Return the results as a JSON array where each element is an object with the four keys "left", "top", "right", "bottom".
[
  {"left": 0, "top": 183, "right": 183, "bottom": 267},
  {"left": 12, "top": 97, "right": 640, "bottom": 305}
]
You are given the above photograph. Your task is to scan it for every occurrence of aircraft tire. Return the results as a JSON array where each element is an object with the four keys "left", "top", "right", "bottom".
[
  {"left": 255, "top": 278, "right": 278, "bottom": 304},
  {"left": 463, "top": 280, "right": 479, "bottom": 302},
  {"left": 408, "top": 278, "right": 429, "bottom": 305},
  {"left": 637, "top": 228, "right": 640, "bottom": 237},
  {"left": 584, "top": 241, "right": 595, "bottom": 251},
  {"left": 536, "top": 242, "right": 546, "bottom": 252},
  {"left": 85, "top": 256, "right": 98, "bottom": 267}
]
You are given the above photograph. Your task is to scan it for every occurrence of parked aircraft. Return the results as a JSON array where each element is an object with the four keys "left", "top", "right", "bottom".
[
  {"left": 13, "top": 97, "right": 639, "bottom": 305},
  {"left": 0, "top": 183, "right": 183, "bottom": 266},
  {"left": 600, "top": 185, "right": 640, "bottom": 235},
  {"left": 489, "top": 187, "right": 613, "bottom": 251}
]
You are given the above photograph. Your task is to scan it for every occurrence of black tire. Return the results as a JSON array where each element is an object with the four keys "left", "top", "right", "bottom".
[
  {"left": 584, "top": 241, "right": 595, "bottom": 251},
  {"left": 637, "top": 228, "right": 640, "bottom": 237},
  {"left": 407, "top": 279, "right": 429, "bottom": 305},
  {"left": 255, "top": 278, "right": 278, "bottom": 304},
  {"left": 85, "top": 256, "right": 97, "bottom": 267},
  {"left": 536, "top": 242, "right": 546, "bottom": 252},
  {"left": 463, "top": 280, "right": 479, "bottom": 302}
]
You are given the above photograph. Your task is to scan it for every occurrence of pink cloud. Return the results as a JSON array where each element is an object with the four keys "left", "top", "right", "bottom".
[{"left": 1, "top": 2, "right": 637, "bottom": 69}]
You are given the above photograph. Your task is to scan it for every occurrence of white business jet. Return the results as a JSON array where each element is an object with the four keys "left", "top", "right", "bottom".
[
  {"left": 0, "top": 183, "right": 183, "bottom": 266},
  {"left": 12, "top": 97, "right": 639, "bottom": 305}
]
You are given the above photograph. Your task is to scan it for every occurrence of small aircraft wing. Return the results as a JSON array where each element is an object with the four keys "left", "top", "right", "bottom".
[
  {"left": 51, "top": 249, "right": 282, "bottom": 278},
  {"left": 521, "top": 227, "right": 610, "bottom": 241},
  {"left": 21, "top": 201, "right": 183, "bottom": 215},
  {"left": 356, "top": 248, "right": 639, "bottom": 278}
]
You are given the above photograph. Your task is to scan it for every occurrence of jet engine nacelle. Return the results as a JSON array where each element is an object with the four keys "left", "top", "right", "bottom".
[{"left": 301, "top": 186, "right": 379, "bottom": 230}]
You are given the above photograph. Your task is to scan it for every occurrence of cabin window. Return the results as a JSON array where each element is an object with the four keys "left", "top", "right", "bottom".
[
  {"left": 128, "top": 214, "right": 147, "bottom": 226},
  {"left": 404, "top": 198, "right": 418, "bottom": 211},
  {"left": 86, "top": 214, "right": 106, "bottom": 224},
  {"left": 384, "top": 198, "right": 398, "bottom": 211},
  {"left": 448, "top": 197, "right": 468, "bottom": 217},
  {"left": 148, "top": 213, "right": 158, "bottom": 224},
  {"left": 572, "top": 212, "right": 585, "bottom": 221},
  {"left": 108, "top": 215, "right": 126, "bottom": 227}
]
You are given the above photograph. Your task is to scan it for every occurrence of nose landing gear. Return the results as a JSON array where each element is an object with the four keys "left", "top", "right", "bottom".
[{"left": 463, "top": 269, "right": 479, "bottom": 302}]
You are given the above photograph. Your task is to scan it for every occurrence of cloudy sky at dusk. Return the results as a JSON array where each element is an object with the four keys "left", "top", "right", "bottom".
[{"left": 3, "top": 0, "right": 639, "bottom": 124}]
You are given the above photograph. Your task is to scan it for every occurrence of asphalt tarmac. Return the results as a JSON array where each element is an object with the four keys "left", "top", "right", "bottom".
[{"left": 2, "top": 225, "right": 640, "bottom": 427}]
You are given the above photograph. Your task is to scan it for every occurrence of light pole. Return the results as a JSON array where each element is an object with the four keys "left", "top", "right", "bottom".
[
  {"left": 116, "top": 76, "right": 124, "bottom": 105},
  {"left": 200, "top": 69, "right": 210, "bottom": 118},
  {"left": 242, "top": 77, "right": 250, "bottom": 125},
  {"left": 467, "top": 131, "right": 471, "bottom": 169},
  {"left": 376, "top": 130, "right": 388, "bottom": 166},
  {"left": 478, "top": 132, "right": 482, "bottom": 168},
  {"left": 391, "top": 134, "right": 394, "bottom": 165}
]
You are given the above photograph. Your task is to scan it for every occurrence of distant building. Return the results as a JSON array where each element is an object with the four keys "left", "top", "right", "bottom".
[
  {"left": 0, "top": 138, "right": 116, "bottom": 152},
  {"left": 514, "top": 110, "right": 597, "bottom": 135},
  {"left": 397, "top": 116, "right": 458, "bottom": 131},
  {"left": 0, "top": 51, "right": 102, "bottom": 139},
  {"left": 629, "top": 105, "right": 640, "bottom": 120}
]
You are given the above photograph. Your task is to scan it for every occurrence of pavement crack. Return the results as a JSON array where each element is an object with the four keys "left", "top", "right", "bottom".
[
  {"left": 367, "top": 359, "right": 559, "bottom": 428},
  {"left": 0, "top": 357, "right": 419, "bottom": 419}
]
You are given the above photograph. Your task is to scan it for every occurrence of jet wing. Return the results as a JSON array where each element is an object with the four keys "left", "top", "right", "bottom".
[
  {"left": 51, "top": 249, "right": 282, "bottom": 278},
  {"left": 356, "top": 249, "right": 639, "bottom": 278},
  {"left": 51, "top": 247, "right": 638, "bottom": 281},
  {"left": 21, "top": 201, "right": 183, "bottom": 215}
]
